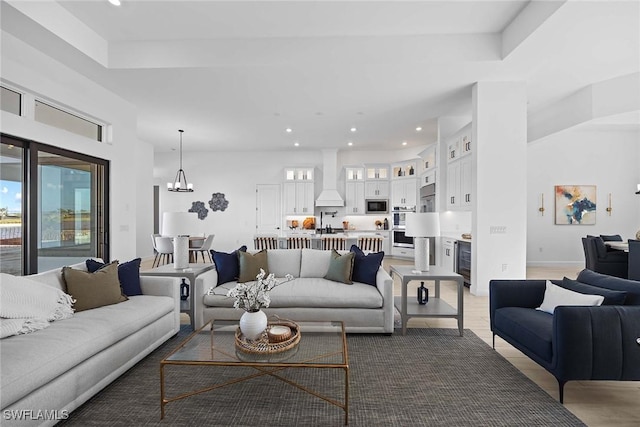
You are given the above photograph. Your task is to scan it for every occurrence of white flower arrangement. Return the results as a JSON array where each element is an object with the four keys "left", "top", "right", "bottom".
[{"left": 227, "top": 269, "right": 293, "bottom": 312}]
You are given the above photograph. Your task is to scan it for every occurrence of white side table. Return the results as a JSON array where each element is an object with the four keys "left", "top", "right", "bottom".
[
  {"left": 140, "top": 263, "right": 214, "bottom": 330},
  {"left": 389, "top": 265, "right": 464, "bottom": 336}
]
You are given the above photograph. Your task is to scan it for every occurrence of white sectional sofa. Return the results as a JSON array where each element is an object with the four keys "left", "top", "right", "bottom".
[
  {"left": 0, "top": 261, "right": 180, "bottom": 426},
  {"left": 194, "top": 248, "right": 394, "bottom": 333}
]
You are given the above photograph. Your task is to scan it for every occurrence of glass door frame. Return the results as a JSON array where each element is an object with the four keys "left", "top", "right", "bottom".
[{"left": 1, "top": 133, "right": 110, "bottom": 274}]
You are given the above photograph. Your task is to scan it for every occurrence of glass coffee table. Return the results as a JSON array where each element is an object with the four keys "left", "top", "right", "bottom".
[{"left": 160, "top": 319, "right": 350, "bottom": 424}]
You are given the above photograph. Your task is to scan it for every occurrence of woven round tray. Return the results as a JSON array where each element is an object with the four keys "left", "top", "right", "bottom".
[{"left": 235, "top": 319, "right": 301, "bottom": 354}]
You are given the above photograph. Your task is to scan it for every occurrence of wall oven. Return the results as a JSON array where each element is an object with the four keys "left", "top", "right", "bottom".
[{"left": 392, "top": 206, "right": 416, "bottom": 249}]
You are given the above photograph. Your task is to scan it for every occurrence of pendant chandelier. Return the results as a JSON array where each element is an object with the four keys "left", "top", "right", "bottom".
[{"left": 167, "top": 129, "right": 194, "bottom": 192}]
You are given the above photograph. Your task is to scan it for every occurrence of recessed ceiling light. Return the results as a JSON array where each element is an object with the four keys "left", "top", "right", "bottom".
[
  {"left": 315, "top": 112, "right": 323, "bottom": 116},
  {"left": 357, "top": 112, "right": 364, "bottom": 115},
  {"left": 285, "top": 128, "right": 293, "bottom": 133},
  {"left": 350, "top": 127, "right": 357, "bottom": 132},
  {"left": 402, "top": 141, "right": 408, "bottom": 146},
  {"left": 108, "top": 0, "right": 121, "bottom": 6},
  {"left": 347, "top": 141, "right": 353, "bottom": 146},
  {"left": 415, "top": 127, "right": 422, "bottom": 132},
  {"left": 294, "top": 142, "right": 300, "bottom": 147}
]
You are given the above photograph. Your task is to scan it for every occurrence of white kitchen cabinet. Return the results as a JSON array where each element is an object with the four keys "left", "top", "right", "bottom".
[
  {"left": 391, "top": 246, "right": 414, "bottom": 259},
  {"left": 447, "top": 140, "right": 460, "bottom": 162},
  {"left": 392, "top": 160, "right": 417, "bottom": 179},
  {"left": 365, "top": 165, "right": 389, "bottom": 180},
  {"left": 345, "top": 181, "right": 365, "bottom": 214},
  {"left": 446, "top": 156, "right": 471, "bottom": 210},
  {"left": 441, "top": 238, "right": 455, "bottom": 271},
  {"left": 283, "top": 181, "right": 314, "bottom": 214},
  {"left": 365, "top": 181, "right": 389, "bottom": 198},
  {"left": 345, "top": 166, "right": 364, "bottom": 181},
  {"left": 419, "top": 144, "right": 437, "bottom": 173},
  {"left": 391, "top": 178, "right": 417, "bottom": 207},
  {"left": 461, "top": 134, "right": 472, "bottom": 156},
  {"left": 420, "top": 169, "right": 436, "bottom": 187}
]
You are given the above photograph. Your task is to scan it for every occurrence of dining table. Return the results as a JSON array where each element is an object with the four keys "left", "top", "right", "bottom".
[{"left": 604, "top": 241, "right": 629, "bottom": 252}]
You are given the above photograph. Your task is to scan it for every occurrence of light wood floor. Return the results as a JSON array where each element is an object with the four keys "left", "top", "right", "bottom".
[{"left": 142, "top": 257, "right": 640, "bottom": 426}]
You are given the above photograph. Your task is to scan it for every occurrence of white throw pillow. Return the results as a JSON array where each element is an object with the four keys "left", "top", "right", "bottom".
[
  {"left": 536, "top": 280, "right": 604, "bottom": 314},
  {"left": 299, "top": 249, "right": 332, "bottom": 278}
]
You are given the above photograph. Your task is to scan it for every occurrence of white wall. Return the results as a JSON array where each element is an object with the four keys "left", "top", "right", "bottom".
[
  {"left": 153, "top": 147, "right": 428, "bottom": 252},
  {"left": 527, "top": 127, "right": 640, "bottom": 265},
  {"left": 0, "top": 31, "right": 152, "bottom": 263}
]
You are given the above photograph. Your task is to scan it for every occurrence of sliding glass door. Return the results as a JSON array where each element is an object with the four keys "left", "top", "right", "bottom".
[
  {"left": 0, "top": 135, "right": 109, "bottom": 275},
  {"left": 0, "top": 141, "right": 24, "bottom": 275}
]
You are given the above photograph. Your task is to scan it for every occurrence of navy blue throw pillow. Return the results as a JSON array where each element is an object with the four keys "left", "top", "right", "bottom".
[
  {"left": 350, "top": 245, "right": 384, "bottom": 286},
  {"left": 211, "top": 246, "right": 247, "bottom": 285},
  {"left": 86, "top": 258, "right": 142, "bottom": 296},
  {"left": 561, "top": 277, "right": 627, "bottom": 305}
]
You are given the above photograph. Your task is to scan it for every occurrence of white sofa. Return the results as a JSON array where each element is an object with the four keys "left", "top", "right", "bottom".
[
  {"left": 194, "top": 249, "right": 394, "bottom": 333},
  {"left": 0, "top": 261, "right": 180, "bottom": 426}
]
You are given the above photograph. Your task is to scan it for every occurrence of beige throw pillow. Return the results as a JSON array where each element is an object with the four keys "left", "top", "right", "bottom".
[
  {"left": 62, "top": 262, "right": 128, "bottom": 312},
  {"left": 238, "top": 250, "right": 269, "bottom": 283},
  {"left": 324, "top": 250, "right": 354, "bottom": 284}
]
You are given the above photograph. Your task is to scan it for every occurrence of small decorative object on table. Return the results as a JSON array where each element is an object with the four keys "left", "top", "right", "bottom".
[
  {"left": 227, "top": 269, "right": 293, "bottom": 341},
  {"left": 235, "top": 317, "right": 301, "bottom": 354},
  {"left": 417, "top": 281, "right": 429, "bottom": 305}
]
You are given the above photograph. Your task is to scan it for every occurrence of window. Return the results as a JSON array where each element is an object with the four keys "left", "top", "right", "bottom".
[
  {"left": 0, "top": 86, "right": 22, "bottom": 115},
  {"left": 34, "top": 100, "right": 103, "bottom": 142},
  {"left": 0, "top": 135, "right": 109, "bottom": 275}
]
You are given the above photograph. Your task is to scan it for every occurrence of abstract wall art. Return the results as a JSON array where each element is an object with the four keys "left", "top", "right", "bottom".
[
  {"left": 554, "top": 185, "right": 596, "bottom": 225},
  {"left": 188, "top": 201, "right": 208, "bottom": 220},
  {"left": 209, "top": 192, "right": 229, "bottom": 212}
]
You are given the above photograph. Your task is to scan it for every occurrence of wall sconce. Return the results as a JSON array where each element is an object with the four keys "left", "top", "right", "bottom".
[
  {"left": 538, "top": 193, "right": 545, "bottom": 216},
  {"left": 606, "top": 193, "right": 612, "bottom": 216},
  {"left": 636, "top": 184, "right": 640, "bottom": 195}
]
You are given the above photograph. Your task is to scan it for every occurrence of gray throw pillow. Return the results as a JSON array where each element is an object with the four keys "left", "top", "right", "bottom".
[
  {"left": 238, "top": 250, "right": 269, "bottom": 283},
  {"left": 62, "top": 262, "right": 128, "bottom": 312},
  {"left": 324, "top": 250, "right": 354, "bottom": 284}
]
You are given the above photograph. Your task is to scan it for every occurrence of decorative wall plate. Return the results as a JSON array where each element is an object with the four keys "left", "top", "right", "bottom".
[
  {"left": 209, "top": 192, "right": 229, "bottom": 212},
  {"left": 188, "top": 201, "right": 209, "bottom": 220}
]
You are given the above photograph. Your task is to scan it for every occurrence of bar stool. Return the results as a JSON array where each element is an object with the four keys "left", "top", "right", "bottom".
[
  {"left": 322, "top": 236, "right": 346, "bottom": 251},
  {"left": 357, "top": 236, "right": 384, "bottom": 253},
  {"left": 254, "top": 235, "right": 279, "bottom": 250},
  {"left": 287, "top": 236, "right": 311, "bottom": 249}
]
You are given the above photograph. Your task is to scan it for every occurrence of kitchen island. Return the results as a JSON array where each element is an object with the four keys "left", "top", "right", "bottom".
[{"left": 275, "top": 229, "right": 390, "bottom": 252}]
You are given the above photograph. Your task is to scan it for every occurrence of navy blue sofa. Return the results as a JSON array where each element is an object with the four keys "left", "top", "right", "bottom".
[{"left": 490, "top": 269, "right": 640, "bottom": 403}]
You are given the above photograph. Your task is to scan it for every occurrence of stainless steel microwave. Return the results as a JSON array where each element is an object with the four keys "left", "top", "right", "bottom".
[{"left": 365, "top": 199, "right": 388, "bottom": 214}]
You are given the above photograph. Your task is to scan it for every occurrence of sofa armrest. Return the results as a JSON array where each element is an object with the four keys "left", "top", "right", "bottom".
[
  {"left": 489, "top": 280, "right": 547, "bottom": 330},
  {"left": 376, "top": 267, "right": 394, "bottom": 333},
  {"left": 553, "top": 305, "right": 640, "bottom": 381},
  {"left": 140, "top": 276, "right": 181, "bottom": 333},
  {"left": 193, "top": 269, "right": 219, "bottom": 330}
]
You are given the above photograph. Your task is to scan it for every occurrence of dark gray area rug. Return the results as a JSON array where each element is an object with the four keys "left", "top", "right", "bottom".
[{"left": 59, "top": 327, "right": 584, "bottom": 426}]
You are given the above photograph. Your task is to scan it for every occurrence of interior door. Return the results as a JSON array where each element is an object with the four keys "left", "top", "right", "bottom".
[{"left": 256, "top": 184, "right": 281, "bottom": 233}]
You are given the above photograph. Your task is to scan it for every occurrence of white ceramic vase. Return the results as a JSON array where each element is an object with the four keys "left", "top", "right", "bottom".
[{"left": 240, "top": 310, "right": 267, "bottom": 341}]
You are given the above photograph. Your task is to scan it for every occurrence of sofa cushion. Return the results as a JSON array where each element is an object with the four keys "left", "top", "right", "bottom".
[
  {"left": 62, "top": 263, "right": 128, "bottom": 312},
  {"left": 325, "top": 250, "right": 354, "bottom": 284},
  {"left": 0, "top": 294, "right": 174, "bottom": 409},
  {"left": 537, "top": 280, "right": 603, "bottom": 314},
  {"left": 86, "top": 258, "right": 142, "bottom": 296},
  {"left": 576, "top": 269, "right": 640, "bottom": 305},
  {"left": 350, "top": 245, "right": 384, "bottom": 286},
  {"left": 300, "top": 249, "right": 332, "bottom": 278},
  {"left": 238, "top": 250, "right": 269, "bottom": 283},
  {"left": 204, "top": 278, "right": 383, "bottom": 309},
  {"left": 560, "top": 277, "right": 627, "bottom": 305},
  {"left": 267, "top": 249, "right": 301, "bottom": 278},
  {"left": 211, "top": 246, "right": 247, "bottom": 285},
  {"left": 494, "top": 307, "right": 554, "bottom": 362}
]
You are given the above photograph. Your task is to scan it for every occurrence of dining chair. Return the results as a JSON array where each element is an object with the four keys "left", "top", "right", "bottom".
[
  {"left": 254, "top": 235, "right": 279, "bottom": 250},
  {"left": 357, "top": 236, "right": 384, "bottom": 253},
  {"left": 153, "top": 236, "right": 174, "bottom": 267},
  {"left": 321, "top": 236, "right": 346, "bottom": 251},
  {"left": 189, "top": 234, "right": 215, "bottom": 263},
  {"left": 287, "top": 236, "right": 311, "bottom": 249}
]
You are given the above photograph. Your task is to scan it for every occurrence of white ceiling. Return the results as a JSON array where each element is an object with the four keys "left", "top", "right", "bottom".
[{"left": 2, "top": 0, "right": 639, "bottom": 152}]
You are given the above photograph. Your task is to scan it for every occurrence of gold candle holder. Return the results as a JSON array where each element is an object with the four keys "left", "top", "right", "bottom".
[
  {"left": 538, "top": 193, "right": 545, "bottom": 215},
  {"left": 606, "top": 193, "right": 612, "bottom": 216}
]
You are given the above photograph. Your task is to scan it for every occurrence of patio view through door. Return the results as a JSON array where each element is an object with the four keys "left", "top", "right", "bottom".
[{"left": 0, "top": 135, "right": 109, "bottom": 275}]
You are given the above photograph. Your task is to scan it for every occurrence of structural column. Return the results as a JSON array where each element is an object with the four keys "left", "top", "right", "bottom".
[{"left": 471, "top": 82, "right": 527, "bottom": 295}]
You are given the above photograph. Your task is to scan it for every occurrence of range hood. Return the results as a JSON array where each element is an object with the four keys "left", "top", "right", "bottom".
[{"left": 315, "top": 149, "right": 345, "bottom": 207}]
